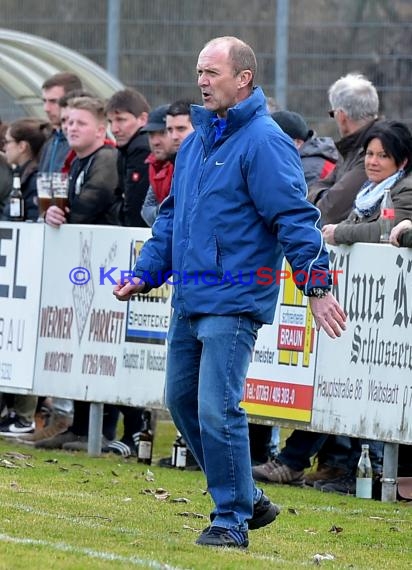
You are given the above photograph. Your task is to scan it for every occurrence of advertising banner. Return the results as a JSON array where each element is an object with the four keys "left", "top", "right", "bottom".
[
  {"left": 242, "top": 262, "right": 319, "bottom": 423},
  {"left": 33, "top": 225, "right": 171, "bottom": 406},
  {"left": 2, "top": 224, "right": 412, "bottom": 444},
  {"left": 0, "top": 222, "right": 44, "bottom": 390},
  {"left": 311, "top": 244, "right": 412, "bottom": 444}
]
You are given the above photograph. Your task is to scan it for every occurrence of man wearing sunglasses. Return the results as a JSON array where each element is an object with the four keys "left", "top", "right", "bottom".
[{"left": 308, "top": 73, "right": 379, "bottom": 224}]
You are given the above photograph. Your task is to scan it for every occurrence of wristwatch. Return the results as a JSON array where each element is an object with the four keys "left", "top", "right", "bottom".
[{"left": 307, "top": 287, "right": 330, "bottom": 299}]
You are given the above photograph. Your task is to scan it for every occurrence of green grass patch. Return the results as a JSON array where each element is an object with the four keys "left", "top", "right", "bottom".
[{"left": 0, "top": 421, "right": 411, "bottom": 569}]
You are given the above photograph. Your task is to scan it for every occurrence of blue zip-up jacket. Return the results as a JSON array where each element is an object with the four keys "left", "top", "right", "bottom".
[
  {"left": 38, "top": 129, "right": 69, "bottom": 173},
  {"left": 133, "top": 86, "right": 330, "bottom": 324}
]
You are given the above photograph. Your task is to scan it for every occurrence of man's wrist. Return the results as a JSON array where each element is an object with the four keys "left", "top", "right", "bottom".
[{"left": 307, "top": 287, "right": 330, "bottom": 299}]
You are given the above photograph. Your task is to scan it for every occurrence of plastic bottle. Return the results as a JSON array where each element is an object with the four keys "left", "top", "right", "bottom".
[
  {"left": 172, "top": 431, "right": 187, "bottom": 469},
  {"left": 379, "top": 188, "right": 395, "bottom": 243},
  {"left": 136, "top": 410, "right": 153, "bottom": 465},
  {"left": 9, "top": 171, "right": 24, "bottom": 221},
  {"left": 356, "top": 444, "right": 373, "bottom": 499}
]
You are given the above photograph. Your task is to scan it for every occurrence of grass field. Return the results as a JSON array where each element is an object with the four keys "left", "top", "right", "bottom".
[{"left": 0, "top": 420, "right": 411, "bottom": 570}]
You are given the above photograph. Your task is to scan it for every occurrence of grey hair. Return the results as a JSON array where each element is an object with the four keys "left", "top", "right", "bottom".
[{"left": 328, "top": 73, "right": 379, "bottom": 121}]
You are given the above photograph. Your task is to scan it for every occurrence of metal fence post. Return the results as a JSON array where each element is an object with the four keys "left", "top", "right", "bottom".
[
  {"left": 381, "top": 442, "right": 399, "bottom": 502},
  {"left": 106, "top": 0, "right": 121, "bottom": 78},
  {"left": 275, "top": 0, "right": 289, "bottom": 109},
  {"left": 88, "top": 402, "right": 104, "bottom": 456}
]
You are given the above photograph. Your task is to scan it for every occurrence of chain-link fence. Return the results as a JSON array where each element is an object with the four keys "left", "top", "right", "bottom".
[{"left": 1, "top": 0, "right": 411, "bottom": 133}]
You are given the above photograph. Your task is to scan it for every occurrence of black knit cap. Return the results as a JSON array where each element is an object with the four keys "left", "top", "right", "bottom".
[{"left": 271, "top": 110, "right": 313, "bottom": 141}]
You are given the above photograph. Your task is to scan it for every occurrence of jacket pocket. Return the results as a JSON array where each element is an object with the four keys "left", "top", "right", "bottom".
[{"left": 214, "top": 235, "right": 224, "bottom": 279}]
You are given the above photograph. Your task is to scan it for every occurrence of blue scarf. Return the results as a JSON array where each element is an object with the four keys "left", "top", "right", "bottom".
[{"left": 354, "top": 169, "right": 404, "bottom": 218}]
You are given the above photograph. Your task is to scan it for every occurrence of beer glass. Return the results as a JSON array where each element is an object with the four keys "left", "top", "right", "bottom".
[
  {"left": 52, "top": 172, "right": 69, "bottom": 211},
  {"left": 36, "top": 172, "right": 53, "bottom": 221}
]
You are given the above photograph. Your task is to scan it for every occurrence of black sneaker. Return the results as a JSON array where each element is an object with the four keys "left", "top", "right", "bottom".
[
  {"left": 314, "top": 472, "right": 356, "bottom": 495},
  {"left": 248, "top": 492, "right": 280, "bottom": 530},
  {"left": 196, "top": 526, "right": 248, "bottom": 548},
  {"left": 102, "top": 439, "right": 136, "bottom": 457},
  {"left": 209, "top": 491, "right": 280, "bottom": 530},
  {"left": 157, "top": 456, "right": 174, "bottom": 468},
  {"left": 0, "top": 415, "right": 35, "bottom": 437},
  {"left": 0, "top": 412, "right": 16, "bottom": 429}
]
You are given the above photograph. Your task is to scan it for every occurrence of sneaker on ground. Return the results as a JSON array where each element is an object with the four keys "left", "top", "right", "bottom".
[
  {"left": 34, "top": 429, "right": 80, "bottom": 449},
  {"left": 314, "top": 472, "right": 355, "bottom": 495},
  {"left": 64, "top": 435, "right": 112, "bottom": 452},
  {"left": 209, "top": 491, "right": 280, "bottom": 530},
  {"left": 102, "top": 439, "right": 135, "bottom": 457},
  {"left": 0, "top": 412, "right": 16, "bottom": 430},
  {"left": 304, "top": 465, "right": 346, "bottom": 486},
  {"left": 17, "top": 414, "right": 73, "bottom": 444},
  {"left": 252, "top": 457, "right": 304, "bottom": 485},
  {"left": 248, "top": 492, "right": 280, "bottom": 530},
  {"left": 0, "top": 414, "right": 35, "bottom": 437},
  {"left": 62, "top": 437, "right": 89, "bottom": 451},
  {"left": 196, "top": 526, "right": 248, "bottom": 548},
  {"left": 157, "top": 456, "right": 174, "bottom": 468}
]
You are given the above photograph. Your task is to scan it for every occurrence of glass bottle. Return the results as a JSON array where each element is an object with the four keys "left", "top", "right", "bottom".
[
  {"left": 172, "top": 431, "right": 187, "bottom": 469},
  {"left": 379, "top": 188, "right": 395, "bottom": 243},
  {"left": 9, "top": 171, "right": 24, "bottom": 221},
  {"left": 356, "top": 444, "right": 373, "bottom": 499},
  {"left": 136, "top": 410, "right": 153, "bottom": 465}
]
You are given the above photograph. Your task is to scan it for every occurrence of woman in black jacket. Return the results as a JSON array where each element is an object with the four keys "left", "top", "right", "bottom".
[{"left": 2, "top": 117, "right": 50, "bottom": 221}]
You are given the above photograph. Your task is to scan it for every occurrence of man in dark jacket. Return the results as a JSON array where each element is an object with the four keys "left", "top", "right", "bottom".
[
  {"left": 113, "top": 36, "right": 346, "bottom": 549},
  {"left": 103, "top": 89, "right": 152, "bottom": 457},
  {"left": 105, "top": 88, "right": 151, "bottom": 227},
  {"left": 308, "top": 73, "right": 379, "bottom": 224}
]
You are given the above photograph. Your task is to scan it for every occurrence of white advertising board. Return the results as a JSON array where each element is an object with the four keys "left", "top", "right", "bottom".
[
  {"left": 0, "top": 222, "right": 44, "bottom": 391},
  {"left": 311, "top": 244, "right": 412, "bottom": 444},
  {"left": 32, "top": 225, "right": 170, "bottom": 406},
  {"left": 2, "top": 224, "right": 411, "bottom": 445}
]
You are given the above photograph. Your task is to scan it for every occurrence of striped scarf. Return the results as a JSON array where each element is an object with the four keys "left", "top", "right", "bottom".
[{"left": 354, "top": 169, "right": 404, "bottom": 218}]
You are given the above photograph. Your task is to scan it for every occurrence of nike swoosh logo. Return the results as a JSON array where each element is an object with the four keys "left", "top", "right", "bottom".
[
  {"left": 215, "top": 161, "right": 225, "bottom": 166},
  {"left": 7, "top": 423, "right": 35, "bottom": 433}
]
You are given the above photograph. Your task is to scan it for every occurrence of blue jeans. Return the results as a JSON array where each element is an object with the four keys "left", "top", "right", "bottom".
[
  {"left": 280, "top": 431, "right": 383, "bottom": 474},
  {"left": 278, "top": 429, "right": 328, "bottom": 471},
  {"left": 165, "top": 313, "right": 261, "bottom": 532}
]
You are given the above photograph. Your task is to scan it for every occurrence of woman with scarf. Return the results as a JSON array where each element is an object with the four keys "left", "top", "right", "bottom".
[{"left": 322, "top": 120, "right": 412, "bottom": 245}]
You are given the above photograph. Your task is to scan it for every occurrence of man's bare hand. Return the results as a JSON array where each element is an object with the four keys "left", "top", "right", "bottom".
[
  {"left": 321, "top": 224, "right": 338, "bottom": 245},
  {"left": 45, "top": 205, "right": 69, "bottom": 228},
  {"left": 309, "top": 293, "right": 346, "bottom": 339},
  {"left": 113, "top": 277, "right": 146, "bottom": 301}
]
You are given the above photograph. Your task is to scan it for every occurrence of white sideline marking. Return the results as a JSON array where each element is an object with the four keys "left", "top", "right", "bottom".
[
  {"left": 0, "top": 533, "right": 185, "bottom": 569},
  {"left": 3, "top": 502, "right": 136, "bottom": 534}
]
